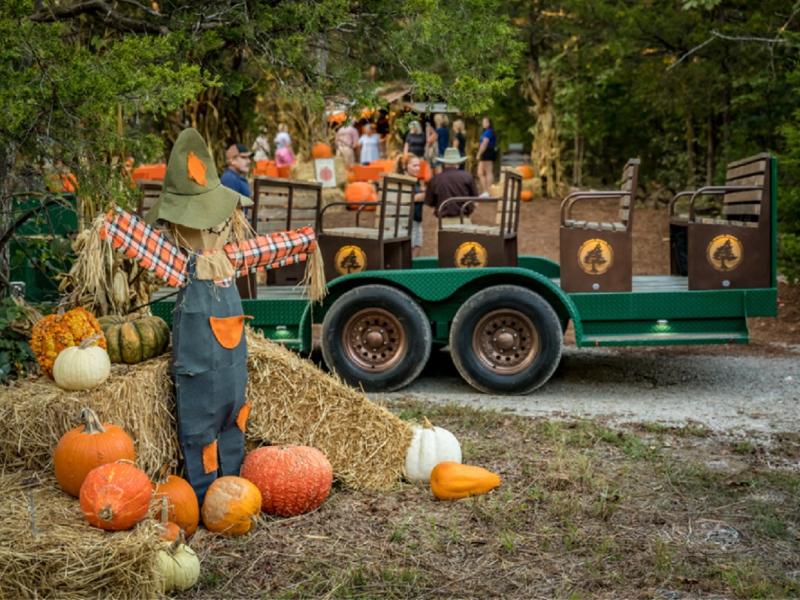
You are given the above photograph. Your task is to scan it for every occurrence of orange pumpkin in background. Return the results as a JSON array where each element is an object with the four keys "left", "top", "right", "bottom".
[
  {"left": 311, "top": 142, "right": 333, "bottom": 159},
  {"left": 344, "top": 181, "right": 378, "bottom": 211},
  {"left": 201, "top": 476, "right": 262, "bottom": 536},
  {"left": 30, "top": 307, "right": 106, "bottom": 377},
  {"left": 153, "top": 475, "right": 200, "bottom": 536},
  {"left": 80, "top": 461, "right": 152, "bottom": 530},
  {"left": 520, "top": 190, "right": 534, "bottom": 202},
  {"left": 241, "top": 445, "right": 333, "bottom": 517},
  {"left": 516, "top": 165, "right": 534, "bottom": 180},
  {"left": 54, "top": 407, "right": 136, "bottom": 497}
]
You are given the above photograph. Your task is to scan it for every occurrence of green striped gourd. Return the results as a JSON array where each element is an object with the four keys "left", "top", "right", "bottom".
[{"left": 98, "top": 315, "right": 170, "bottom": 364}]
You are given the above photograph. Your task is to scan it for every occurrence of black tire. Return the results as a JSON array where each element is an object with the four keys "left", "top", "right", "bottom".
[
  {"left": 449, "top": 285, "right": 563, "bottom": 395},
  {"left": 321, "top": 284, "right": 432, "bottom": 392}
]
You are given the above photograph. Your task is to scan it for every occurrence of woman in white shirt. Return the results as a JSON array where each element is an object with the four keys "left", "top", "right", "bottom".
[{"left": 357, "top": 123, "right": 381, "bottom": 165}]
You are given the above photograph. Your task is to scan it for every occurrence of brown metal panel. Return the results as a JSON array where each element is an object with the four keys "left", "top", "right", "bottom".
[
  {"left": 559, "top": 228, "right": 632, "bottom": 292},
  {"left": 687, "top": 223, "right": 770, "bottom": 289}
]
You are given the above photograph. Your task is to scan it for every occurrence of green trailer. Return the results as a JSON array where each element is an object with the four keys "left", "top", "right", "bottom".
[{"left": 152, "top": 155, "right": 778, "bottom": 395}]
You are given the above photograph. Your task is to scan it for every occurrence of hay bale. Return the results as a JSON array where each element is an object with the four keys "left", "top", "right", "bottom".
[
  {"left": 0, "top": 358, "right": 176, "bottom": 478},
  {"left": 246, "top": 329, "right": 412, "bottom": 491},
  {"left": 291, "top": 159, "right": 315, "bottom": 182},
  {"left": 0, "top": 470, "right": 161, "bottom": 599},
  {"left": 0, "top": 330, "right": 412, "bottom": 490}
]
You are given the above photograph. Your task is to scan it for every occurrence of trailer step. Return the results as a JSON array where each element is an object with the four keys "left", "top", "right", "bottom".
[{"left": 579, "top": 331, "right": 749, "bottom": 346}]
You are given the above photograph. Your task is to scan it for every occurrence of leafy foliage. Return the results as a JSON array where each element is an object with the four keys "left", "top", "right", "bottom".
[{"left": 0, "top": 297, "right": 36, "bottom": 383}]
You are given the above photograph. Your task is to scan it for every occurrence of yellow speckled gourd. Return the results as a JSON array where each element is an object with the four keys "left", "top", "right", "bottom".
[
  {"left": 429, "top": 461, "right": 501, "bottom": 500},
  {"left": 29, "top": 307, "right": 106, "bottom": 377}
]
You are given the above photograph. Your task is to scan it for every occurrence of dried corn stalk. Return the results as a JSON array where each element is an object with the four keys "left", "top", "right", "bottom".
[{"left": 57, "top": 215, "right": 160, "bottom": 316}]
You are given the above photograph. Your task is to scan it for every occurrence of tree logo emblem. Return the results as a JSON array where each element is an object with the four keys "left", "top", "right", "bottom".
[
  {"left": 454, "top": 241, "right": 488, "bottom": 268},
  {"left": 334, "top": 245, "right": 367, "bottom": 275},
  {"left": 707, "top": 234, "right": 743, "bottom": 271},
  {"left": 578, "top": 239, "right": 613, "bottom": 275}
]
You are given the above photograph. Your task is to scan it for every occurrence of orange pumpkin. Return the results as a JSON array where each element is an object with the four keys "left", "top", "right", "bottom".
[
  {"left": 153, "top": 475, "right": 200, "bottom": 536},
  {"left": 311, "top": 142, "right": 333, "bottom": 159},
  {"left": 241, "top": 446, "right": 333, "bottom": 517},
  {"left": 80, "top": 461, "right": 152, "bottom": 530},
  {"left": 520, "top": 190, "right": 533, "bottom": 202},
  {"left": 54, "top": 408, "right": 136, "bottom": 497},
  {"left": 430, "top": 461, "right": 501, "bottom": 501},
  {"left": 157, "top": 521, "right": 181, "bottom": 542},
  {"left": 344, "top": 181, "right": 378, "bottom": 211},
  {"left": 201, "top": 476, "right": 262, "bottom": 536},
  {"left": 516, "top": 165, "right": 534, "bottom": 180},
  {"left": 30, "top": 307, "right": 106, "bottom": 377}
]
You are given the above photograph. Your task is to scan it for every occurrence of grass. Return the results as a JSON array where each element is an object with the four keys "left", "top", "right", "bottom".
[{"left": 178, "top": 399, "right": 800, "bottom": 600}]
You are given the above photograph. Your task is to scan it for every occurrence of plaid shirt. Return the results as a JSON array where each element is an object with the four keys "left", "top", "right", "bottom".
[
  {"left": 101, "top": 208, "right": 317, "bottom": 287},
  {"left": 225, "top": 226, "right": 317, "bottom": 278},
  {"left": 100, "top": 208, "right": 188, "bottom": 287}
]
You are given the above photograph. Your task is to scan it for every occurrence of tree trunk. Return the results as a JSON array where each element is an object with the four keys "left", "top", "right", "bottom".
[
  {"left": 685, "top": 114, "right": 696, "bottom": 188},
  {"left": 706, "top": 113, "right": 716, "bottom": 185},
  {"left": 0, "top": 143, "right": 15, "bottom": 297}
]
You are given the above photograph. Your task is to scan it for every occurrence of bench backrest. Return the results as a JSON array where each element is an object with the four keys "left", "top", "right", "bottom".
[
  {"left": 252, "top": 176, "right": 322, "bottom": 234},
  {"left": 494, "top": 168, "right": 523, "bottom": 235},
  {"left": 618, "top": 159, "right": 640, "bottom": 231},
  {"left": 722, "top": 153, "right": 771, "bottom": 224},
  {"left": 376, "top": 174, "right": 417, "bottom": 239},
  {"left": 136, "top": 180, "right": 163, "bottom": 219}
]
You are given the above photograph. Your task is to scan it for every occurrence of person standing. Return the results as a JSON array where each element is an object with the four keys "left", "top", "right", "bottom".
[
  {"left": 357, "top": 123, "right": 381, "bottom": 165},
  {"left": 476, "top": 116, "right": 497, "bottom": 197},
  {"left": 451, "top": 119, "right": 467, "bottom": 170},
  {"left": 274, "top": 123, "right": 292, "bottom": 153},
  {"left": 221, "top": 143, "right": 253, "bottom": 200},
  {"left": 434, "top": 114, "right": 450, "bottom": 158},
  {"left": 398, "top": 154, "right": 427, "bottom": 257},
  {"left": 251, "top": 127, "right": 271, "bottom": 161},
  {"left": 424, "top": 147, "right": 478, "bottom": 225},
  {"left": 424, "top": 121, "right": 438, "bottom": 170},
  {"left": 335, "top": 120, "right": 359, "bottom": 167},
  {"left": 403, "top": 120, "right": 426, "bottom": 158}
]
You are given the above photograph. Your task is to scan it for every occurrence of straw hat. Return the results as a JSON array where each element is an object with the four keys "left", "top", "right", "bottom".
[
  {"left": 145, "top": 128, "right": 252, "bottom": 230},
  {"left": 435, "top": 147, "right": 467, "bottom": 165}
]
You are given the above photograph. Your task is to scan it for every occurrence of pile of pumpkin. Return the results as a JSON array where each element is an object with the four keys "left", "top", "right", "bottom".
[{"left": 54, "top": 406, "right": 335, "bottom": 593}]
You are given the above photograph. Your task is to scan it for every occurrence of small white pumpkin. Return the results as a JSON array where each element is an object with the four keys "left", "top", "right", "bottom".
[
  {"left": 52, "top": 335, "right": 111, "bottom": 391},
  {"left": 156, "top": 538, "right": 200, "bottom": 592},
  {"left": 404, "top": 417, "right": 462, "bottom": 483}
]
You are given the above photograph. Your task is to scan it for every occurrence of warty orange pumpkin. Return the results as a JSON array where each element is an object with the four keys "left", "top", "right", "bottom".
[
  {"left": 241, "top": 445, "right": 333, "bottom": 517},
  {"left": 80, "top": 461, "right": 152, "bottom": 530},
  {"left": 429, "top": 461, "right": 501, "bottom": 501},
  {"left": 153, "top": 474, "right": 199, "bottom": 536},
  {"left": 54, "top": 407, "right": 136, "bottom": 497},
  {"left": 30, "top": 307, "right": 106, "bottom": 376},
  {"left": 201, "top": 476, "right": 262, "bottom": 536}
]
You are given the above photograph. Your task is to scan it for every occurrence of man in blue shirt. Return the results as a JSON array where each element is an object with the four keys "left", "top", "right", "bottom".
[{"left": 221, "top": 143, "right": 253, "bottom": 200}]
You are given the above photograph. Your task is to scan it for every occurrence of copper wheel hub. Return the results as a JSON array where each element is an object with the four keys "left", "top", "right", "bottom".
[
  {"left": 472, "top": 309, "right": 539, "bottom": 375},
  {"left": 342, "top": 308, "right": 406, "bottom": 372}
]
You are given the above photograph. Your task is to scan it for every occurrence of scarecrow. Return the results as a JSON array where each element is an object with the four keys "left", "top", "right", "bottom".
[{"left": 101, "top": 128, "right": 322, "bottom": 504}]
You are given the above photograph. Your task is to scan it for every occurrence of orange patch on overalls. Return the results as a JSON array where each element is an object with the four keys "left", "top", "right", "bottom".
[
  {"left": 202, "top": 440, "right": 219, "bottom": 474},
  {"left": 187, "top": 151, "right": 207, "bottom": 186},
  {"left": 236, "top": 402, "right": 252, "bottom": 432},
  {"left": 209, "top": 315, "right": 246, "bottom": 349}
]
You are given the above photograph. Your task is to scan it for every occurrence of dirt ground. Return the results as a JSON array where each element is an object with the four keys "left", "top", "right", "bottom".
[{"left": 415, "top": 196, "right": 800, "bottom": 349}]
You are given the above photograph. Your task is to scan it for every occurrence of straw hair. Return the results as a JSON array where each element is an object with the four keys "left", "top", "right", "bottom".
[
  {"left": 0, "top": 470, "right": 161, "bottom": 599},
  {"left": 1, "top": 329, "right": 411, "bottom": 491}
]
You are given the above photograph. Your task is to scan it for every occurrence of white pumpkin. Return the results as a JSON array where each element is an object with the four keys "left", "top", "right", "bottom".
[
  {"left": 52, "top": 336, "right": 111, "bottom": 391},
  {"left": 156, "top": 540, "right": 200, "bottom": 592},
  {"left": 404, "top": 417, "right": 462, "bottom": 483}
]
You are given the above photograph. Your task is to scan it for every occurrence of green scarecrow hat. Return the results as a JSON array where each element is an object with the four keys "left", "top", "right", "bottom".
[{"left": 145, "top": 128, "right": 253, "bottom": 229}]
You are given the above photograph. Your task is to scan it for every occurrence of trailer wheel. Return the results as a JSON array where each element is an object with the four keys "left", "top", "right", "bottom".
[
  {"left": 449, "top": 285, "right": 562, "bottom": 394},
  {"left": 321, "top": 285, "right": 432, "bottom": 392}
]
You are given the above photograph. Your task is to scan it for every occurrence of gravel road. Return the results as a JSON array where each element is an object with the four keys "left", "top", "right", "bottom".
[{"left": 378, "top": 346, "right": 800, "bottom": 433}]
